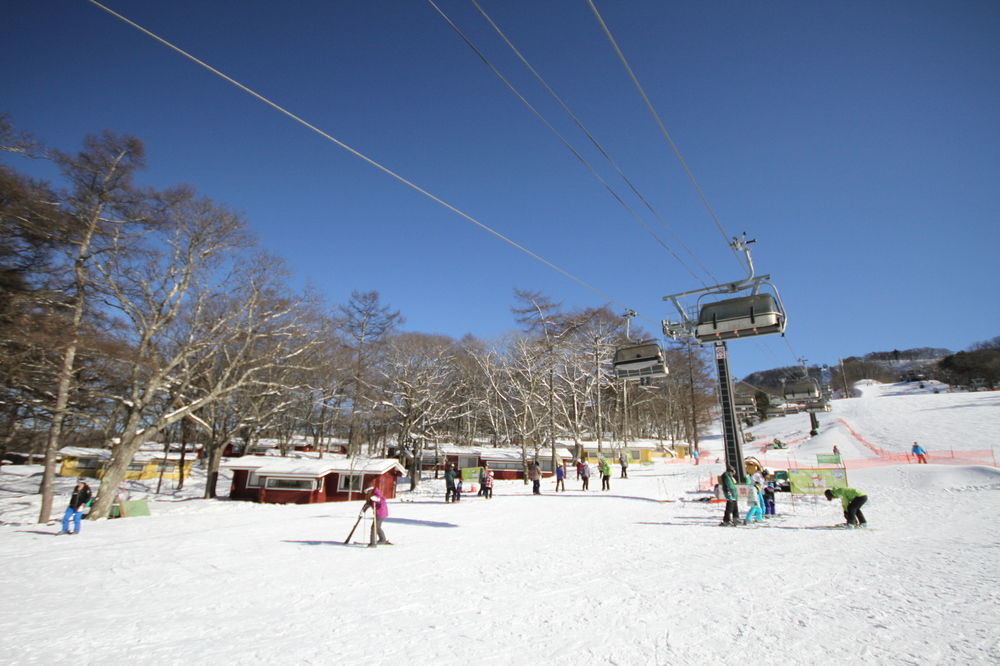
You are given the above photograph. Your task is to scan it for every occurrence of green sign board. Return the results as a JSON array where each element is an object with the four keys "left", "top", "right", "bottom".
[
  {"left": 461, "top": 467, "right": 481, "bottom": 484},
  {"left": 787, "top": 468, "right": 849, "bottom": 494},
  {"left": 816, "top": 454, "right": 842, "bottom": 465},
  {"left": 109, "top": 498, "right": 151, "bottom": 518}
]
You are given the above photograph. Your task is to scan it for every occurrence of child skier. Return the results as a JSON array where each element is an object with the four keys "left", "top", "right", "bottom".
[
  {"left": 483, "top": 468, "right": 494, "bottom": 499},
  {"left": 744, "top": 482, "right": 764, "bottom": 525},
  {"left": 763, "top": 479, "right": 777, "bottom": 516}
]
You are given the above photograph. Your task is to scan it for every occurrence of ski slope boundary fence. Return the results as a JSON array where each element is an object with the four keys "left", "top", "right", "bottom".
[{"left": 836, "top": 418, "right": 999, "bottom": 469}]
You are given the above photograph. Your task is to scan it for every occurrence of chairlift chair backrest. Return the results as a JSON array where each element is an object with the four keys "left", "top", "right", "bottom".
[
  {"left": 695, "top": 293, "right": 785, "bottom": 343},
  {"left": 805, "top": 398, "right": 831, "bottom": 413}
]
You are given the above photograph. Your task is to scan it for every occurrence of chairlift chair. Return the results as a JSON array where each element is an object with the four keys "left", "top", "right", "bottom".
[
  {"left": 694, "top": 292, "right": 786, "bottom": 343},
  {"left": 783, "top": 378, "right": 821, "bottom": 401},
  {"left": 612, "top": 342, "right": 668, "bottom": 380}
]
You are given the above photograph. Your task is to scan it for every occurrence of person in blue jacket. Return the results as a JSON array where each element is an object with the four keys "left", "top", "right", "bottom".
[{"left": 911, "top": 442, "right": 928, "bottom": 464}]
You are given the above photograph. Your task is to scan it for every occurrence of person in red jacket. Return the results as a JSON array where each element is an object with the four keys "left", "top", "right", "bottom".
[{"left": 362, "top": 486, "right": 392, "bottom": 547}]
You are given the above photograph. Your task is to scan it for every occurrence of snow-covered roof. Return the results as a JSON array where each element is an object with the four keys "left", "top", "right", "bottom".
[
  {"left": 58, "top": 447, "right": 192, "bottom": 463},
  {"left": 223, "top": 456, "right": 406, "bottom": 478}
]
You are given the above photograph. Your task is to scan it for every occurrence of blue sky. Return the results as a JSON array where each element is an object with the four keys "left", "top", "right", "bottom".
[{"left": 5, "top": 1, "right": 998, "bottom": 378}]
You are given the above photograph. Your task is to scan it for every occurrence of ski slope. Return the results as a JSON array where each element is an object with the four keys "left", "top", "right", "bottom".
[{"left": 0, "top": 382, "right": 997, "bottom": 665}]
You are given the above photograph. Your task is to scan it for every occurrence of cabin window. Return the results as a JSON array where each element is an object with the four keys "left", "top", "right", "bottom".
[
  {"left": 485, "top": 461, "right": 523, "bottom": 471},
  {"left": 157, "top": 462, "right": 177, "bottom": 472},
  {"left": 247, "top": 471, "right": 263, "bottom": 488},
  {"left": 338, "top": 474, "right": 365, "bottom": 492},
  {"left": 127, "top": 463, "right": 146, "bottom": 472},
  {"left": 265, "top": 478, "right": 315, "bottom": 491},
  {"left": 76, "top": 458, "right": 99, "bottom": 469}
]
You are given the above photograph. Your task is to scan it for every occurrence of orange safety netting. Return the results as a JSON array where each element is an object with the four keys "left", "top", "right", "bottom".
[{"left": 836, "top": 418, "right": 998, "bottom": 469}]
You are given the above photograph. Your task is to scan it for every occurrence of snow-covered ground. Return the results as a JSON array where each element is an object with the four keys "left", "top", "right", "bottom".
[{"left": 1, "top": 382, "right": 998, "bottom": 665}]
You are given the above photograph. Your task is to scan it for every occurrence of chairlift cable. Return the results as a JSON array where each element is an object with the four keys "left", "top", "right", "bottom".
[
  {"left": 427, "top": 0, "right": 709, "bottom": 288},
  {"left": 466, "top": 0, "right": 718, "bottom": 286},
  {"left": 587, "top": 0, "right": 747, "bottom": 273},
  {"left": 84, "top": 0, "right": 637, "bottom": 315}
]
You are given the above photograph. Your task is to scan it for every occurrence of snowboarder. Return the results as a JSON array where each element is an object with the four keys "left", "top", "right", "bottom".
[
  {"left": 744, "top": 482, "right": 764, "bottom": 524},
  {"left": 619, "top": 453, "right": 628, "bottom": 478},
  {"left": 599, "top": 457, "right": 611, "bottom": 491},
  {"left": 719, "top": 468, "right": 739, "bottom": 526},
  {"left": 580, "top": 460, "right": 591, "bottom": 490},
  {"left": 444, "top": 463, "right": 457, "bottom": 503},
  {"left": 911, "top": 442, "right": 928, "bottom": 464},
  {"left": 824, "top": 486, "right": 868, "bottom": 527},
  {"left": 361, "top": 485, "right": 391, "bottom": 547},
  {"left": 528, "top": 460, "right": 542, "bottom": 495},
  {"left": 555, "top": 462, "right": 566, "bottom": 492},
  {"left": 60, "top": 479, "right": 92, "bottom": 535}
]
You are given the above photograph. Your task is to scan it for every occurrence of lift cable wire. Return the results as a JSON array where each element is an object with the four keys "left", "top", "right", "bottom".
[
  {"left": 85, "top": 0, "right": 646, "bottom": 318},
  {"left": 466, "top": 0, "right": 718, "bottom": 287},
  {"left": 426, "top": 0, "right": 707, "bottom": 288},
  {"left": 587, "top": 0, "right": 747, "bottom": 273}
]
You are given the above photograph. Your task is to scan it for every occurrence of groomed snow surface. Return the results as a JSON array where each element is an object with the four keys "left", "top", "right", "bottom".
[{"left": 1, "top": 382, "right": 998, "bottom": 665}]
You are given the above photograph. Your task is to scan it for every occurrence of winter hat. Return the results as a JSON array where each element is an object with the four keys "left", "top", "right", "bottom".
[{"left": 824, "top": 489, "right": 834, "bottom": 500}]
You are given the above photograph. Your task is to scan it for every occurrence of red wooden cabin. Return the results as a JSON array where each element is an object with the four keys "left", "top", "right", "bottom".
[{"left": 224, "top": 457, "right": 406, "bottom": 504}]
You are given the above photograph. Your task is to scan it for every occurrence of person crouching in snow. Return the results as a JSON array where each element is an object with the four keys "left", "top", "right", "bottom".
[
  {"left": 824, "top": 487, "right": 868, "bottom": 527},
  {"left": 362, "top": 486, "right": 391, "bottom": 547},
  {"left": 744, "top": 482, "right": 764, "bottom": 525}
]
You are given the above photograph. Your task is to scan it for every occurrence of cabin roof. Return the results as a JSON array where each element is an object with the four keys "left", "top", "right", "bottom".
[{"left": 223, "top": 456, "right": 406, "bottom": 478}]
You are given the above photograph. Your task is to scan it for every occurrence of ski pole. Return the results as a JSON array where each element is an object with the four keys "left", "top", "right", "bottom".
[{"left": 344, "top": 512, "right": 364, "bottom": 544}]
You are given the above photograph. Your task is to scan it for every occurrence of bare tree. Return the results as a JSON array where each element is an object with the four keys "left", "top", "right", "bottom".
[
  {"left": 31, "top": 132, "right": 151, "bottom": 523},
  {"left": 337, "top": 290, "right": 401, "bottom": 457}
]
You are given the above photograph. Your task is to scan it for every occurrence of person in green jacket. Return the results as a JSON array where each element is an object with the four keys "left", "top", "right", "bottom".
[
  {"left": 599, "top": 458, "right": 612, "bottom": 491},
  {"left": 719, "top": 468, "right": 739, "bottom": 526},
  {"left": 824, "top": 487, "right": 868, "bottom": 527}
]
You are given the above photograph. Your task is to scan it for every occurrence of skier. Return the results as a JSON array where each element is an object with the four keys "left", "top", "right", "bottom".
[
  {"left": 444, "top": 462, "right": 457, "bottom": 503},
  {"left": 911, "top": 442, "right": 928, "bottom": 464},
  {"left": 528, "top": 460, "right": 542, "bottom": 495},
  {"left": 763, "top": 478, "right": 777, "bottom": 516},
  {"left": 599, "top": 457, "right": 612, "bottom": 491},
  {"left": 478, "top": 465, "right": 488, "bottom": 496},
  {"left": 744, "top": 482, "right": 764, "bottom": 524},
  {"left": 60, "top": 479, "right": 92, "bottom": 535},
  {"left": 719, "top": 468, "right": 739, "bottom": 526},
  {"left": 361, "top": 485, "right": 391, "bottom": 547},
  {"left": 483, "top": 468, "right": 494, "bottom": 499},
  {"left": 692, "top": 448, "right": 700, "bottom": 465},
  {"left": 824, "top": 486, "right": 868, "bottom": 527},
  {"left": 555, "top": 462, "right": 566, "bottom": 492},
  {"left": 580, "top": 460, "right": 591, "bottom": 490}
]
